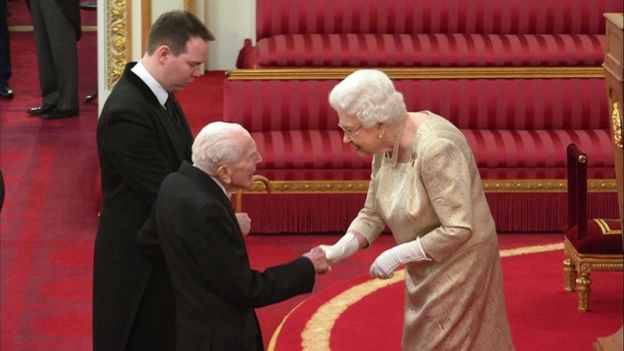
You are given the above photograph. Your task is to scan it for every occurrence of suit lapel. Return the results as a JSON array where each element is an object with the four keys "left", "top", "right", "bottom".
[{"left": 124, "top": 64, "right": 192, "bottom": 164}]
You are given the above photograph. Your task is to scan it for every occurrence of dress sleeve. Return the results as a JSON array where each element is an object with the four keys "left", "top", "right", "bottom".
[
  {"left": 347, "top": 154, "right": 387, "bottom": 245},
  {"left": 418, "top": 139, "right": 473, "bottom": 261}
]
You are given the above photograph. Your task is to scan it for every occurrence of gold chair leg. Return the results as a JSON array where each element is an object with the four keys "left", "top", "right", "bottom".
[
  {"left": 563, "top": 258, "right": 576, "bottom": 291},
  {"left": 576, "top": 272, "right": 591, "bottom": 312}
]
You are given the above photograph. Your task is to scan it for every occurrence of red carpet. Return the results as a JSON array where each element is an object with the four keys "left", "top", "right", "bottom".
[
  {"left": 267, "top": 247, "right": 623, "bottom": 350},
  {"left": 2, "top": 27, "right": 623, "bottom": 351}
]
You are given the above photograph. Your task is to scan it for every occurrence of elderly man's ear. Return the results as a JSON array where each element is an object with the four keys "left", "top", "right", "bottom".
[{"left": 216, "top": 165, "right": 231, "bottom": 184}]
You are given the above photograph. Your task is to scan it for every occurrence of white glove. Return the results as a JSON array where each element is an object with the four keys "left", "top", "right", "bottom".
[
  {"left": 319, "top": 232, "right": 360, "bottom": 264},
  {"left": 236, "top": 212, "right": 251, "bottom": 236},
  {"left": 370, "top": 237, "right": 431, "bottom": 279}
]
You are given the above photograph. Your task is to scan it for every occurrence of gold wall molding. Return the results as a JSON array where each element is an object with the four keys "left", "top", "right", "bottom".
[
  {"left": 226, "top": 67, "right": 605, "bottom": 81},
  {"left": 612, "top": 102, "right": 623, "bottom": 148},
  {"left": 241, "top": 179, "right": 616, "bottom": 194},
  {"left": 106, "top": 0, "right": 131, "bottom": 90},
  {"left": 141, "top": 0, "right": 151, "bottom": 54}
]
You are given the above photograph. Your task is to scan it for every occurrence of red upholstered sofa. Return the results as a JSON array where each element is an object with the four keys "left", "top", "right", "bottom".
[
  {"left": 252, "top": 0, "right": 612, "bottom": 69},
  {"left": 225, "top": 0, "right": 622, "bottom": 233}
]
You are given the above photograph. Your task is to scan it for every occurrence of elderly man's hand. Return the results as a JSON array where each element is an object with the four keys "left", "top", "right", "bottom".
[
  {"left": 235, "top": 212, "right": 251, "bottom": 236},
  {"left": 303, "top": 247, "right": 331, "bottom": 274}
]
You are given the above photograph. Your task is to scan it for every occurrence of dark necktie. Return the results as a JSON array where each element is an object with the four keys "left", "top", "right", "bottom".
[
  {"left": 165, "top": 94, "right": 182, "bottom": 127},
  {"left": 165, "top": 94, "right": 192, "bottom": 160}
]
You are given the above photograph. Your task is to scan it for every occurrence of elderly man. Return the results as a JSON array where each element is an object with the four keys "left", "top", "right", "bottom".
[{"left": 138, "top": 122, "right": 329, "bottom": 351}]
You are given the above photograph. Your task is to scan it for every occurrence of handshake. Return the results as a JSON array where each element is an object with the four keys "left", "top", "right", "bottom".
[
  {"left": 302, "top": 232, "right": 364, "bottom": 275},
  {"left": 303, "top": 232, "right": 431, "bottom": 278},
  {"left": 302, "top": 247, "right": 331, "bottom": 274}
]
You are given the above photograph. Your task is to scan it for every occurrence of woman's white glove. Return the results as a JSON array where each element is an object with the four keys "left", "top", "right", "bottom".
[
  {"left": 319, "top": 232, "right": 361, "bottom": 264},
  {"left": 370, "top": 237, "right": 431, "bottom": 279}
]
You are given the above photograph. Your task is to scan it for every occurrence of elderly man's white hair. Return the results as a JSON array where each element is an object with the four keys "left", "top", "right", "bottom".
[
  {"left": 329, "top": 69, "right": 407, "bottom": 128},
  {"left": 192, "top": 121, "right": 248, "bottom": 175}
]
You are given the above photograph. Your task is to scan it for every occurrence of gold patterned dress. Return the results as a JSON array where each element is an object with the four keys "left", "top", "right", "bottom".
[{"left": 347, "top": 113, "right": 514, "bottom": 350}]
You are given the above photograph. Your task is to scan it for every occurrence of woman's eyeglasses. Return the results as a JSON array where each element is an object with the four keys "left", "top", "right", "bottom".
[{"left": 338, "top": 123, "right": 363, "bottom": 137}]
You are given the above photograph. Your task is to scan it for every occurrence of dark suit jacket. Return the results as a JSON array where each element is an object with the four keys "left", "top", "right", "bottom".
[
  {"left": 93, "top": 63, "right": 193, "bottom": 351},
  {"left": 138, "top": 162, "right": 315, "bottom": 351}
]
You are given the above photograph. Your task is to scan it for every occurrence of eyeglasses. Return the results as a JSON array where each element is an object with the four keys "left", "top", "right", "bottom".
[{"left": 338, "top": 123, "right": 363, "bottom": 137}]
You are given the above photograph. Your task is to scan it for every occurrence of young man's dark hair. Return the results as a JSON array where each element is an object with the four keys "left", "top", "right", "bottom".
[{"left": 146, "top": 10, "right": 214, "bottom": 56}]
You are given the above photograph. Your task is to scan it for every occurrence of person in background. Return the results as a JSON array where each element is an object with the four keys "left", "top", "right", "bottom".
[
  {"left": 318, "top": 69, "right": 514, "bottom": 350},
  {"left": 93, "top": 10, "right": 215, "bottom": 351},
  {"left": 139, "top": 121, "right": 329, "bottom": 351},
  {"left": 26, "top": 0, "right": 80, "bottom": 119},
  {"left": 0, "top": 0, "right": 14, "bottom": 98}
]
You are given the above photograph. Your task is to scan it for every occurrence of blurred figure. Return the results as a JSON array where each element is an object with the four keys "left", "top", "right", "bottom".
[
  {"left": 26, "top": 0, "right": 80, "bottom": 119},
  {"left": 139, "top": 122, "right": 329, "bottom": 351},
  {"left": 0, "top": 0, "right": 14, "bottom": 98},
  {"left": 93, "top": 10, "right": 214, "bottom": 351}
]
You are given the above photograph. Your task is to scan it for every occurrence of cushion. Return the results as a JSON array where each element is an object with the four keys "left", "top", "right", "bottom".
[
  {"left": 224, "top": 78, "right": 611, "bottom": 131},
  {"left": 255, "top": 33, "right": 605, "bottom": 68},
  {"left": 256, "top": 0, "right": 623, "bottom": 40},
  {"left": 247, "top": 129, "right": 615, "bottom": 180},
  {"left": 566, "top": 218, "right": 623, "bottom": 255}
]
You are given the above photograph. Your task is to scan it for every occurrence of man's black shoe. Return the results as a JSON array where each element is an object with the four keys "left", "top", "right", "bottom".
[
  {"left": 42, "top": 108, "right": 79, "bottom": 120},
  {"left": 27, "top": 104, "right": 57, "bottom": 116},
  {"left": 0, "top": 85, "right": 14, "bottom": 99}
]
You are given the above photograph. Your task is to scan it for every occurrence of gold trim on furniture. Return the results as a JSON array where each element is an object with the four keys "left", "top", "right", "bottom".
[
  {"left": 241, "top": 179, "right": 616, "bottom": 194},
  {"left": 612, "top": 102, "right": 623, "bottom": 148},
  {"left": 593, "top": 219, "right": 623, "bottom": 235},
  {"left": 226, "top": 67, "right": 605, "bottom": 80},
  {"left": 563, "top": 238, "right": 624, "bottom": 312}
]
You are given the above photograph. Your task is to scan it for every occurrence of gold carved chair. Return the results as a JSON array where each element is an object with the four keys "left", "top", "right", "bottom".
[{"left": 563, "top": 143, "right": 623, "bottom": 311}]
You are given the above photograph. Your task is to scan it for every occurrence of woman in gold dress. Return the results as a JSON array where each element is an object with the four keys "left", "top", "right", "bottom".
[{"left": 319, "top": 69, "right": 514, "bottom": 351}]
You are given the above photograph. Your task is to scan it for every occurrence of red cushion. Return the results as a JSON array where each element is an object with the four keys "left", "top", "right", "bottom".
[
  {"left": 463, "top": 129, "right": 614, "bottom": 171},
  {"left": 245, "top": 129, "right": 615, "bottom": 180},
  {"left": 224, "top": 78, "right": 612, "bottom": 131},
  {"left": 566, "top": 219, "right": 623, "bottom": 255},
  {"left": 223, "top": 78, "right": 615, "bottom": 179},
  {"left": 256, "top": 33, "right": 604, "bottom": 68},
  {"left": 251, "top": 130, "right": 370, "bottom": 172},
  {"left": 256, "top": 0, "right": 623, "bottom": 40}
]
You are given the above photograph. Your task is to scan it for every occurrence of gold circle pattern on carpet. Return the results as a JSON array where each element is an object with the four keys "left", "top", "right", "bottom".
[{"left": 268, "top": 242, "right": 564, "bottom": 351}]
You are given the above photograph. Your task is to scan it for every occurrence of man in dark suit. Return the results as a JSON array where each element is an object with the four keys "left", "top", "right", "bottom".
[
  {"left": 0, "top": 0, "right": 14, "bottom": 98},
  {"left": 138, "top": 122, "right": 330, "bottom": 350},
  {"left": 93, "top": 10, "right": 214, "bottom": 351},
  {"left": 27, "top": 0, "right": 81, "bottom": 119}
]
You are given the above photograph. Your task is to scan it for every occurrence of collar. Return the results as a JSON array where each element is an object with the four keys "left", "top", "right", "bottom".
[
  {"left": 131, "top": 61, "right": 169, "bottom": 107},
  {"left": 210, "top": 175, "right": 231, "bottom": 198},
  {"left": 191, "top": 164, "right": 230, "bottom": 197}
]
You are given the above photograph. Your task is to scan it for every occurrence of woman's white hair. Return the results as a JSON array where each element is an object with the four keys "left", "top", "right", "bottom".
[
  {"left": 328, "top": 69, "right": 407, "bottom": 127},
  {"left": 192, "top": 122, "right": 248, "bottom": 175}
]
